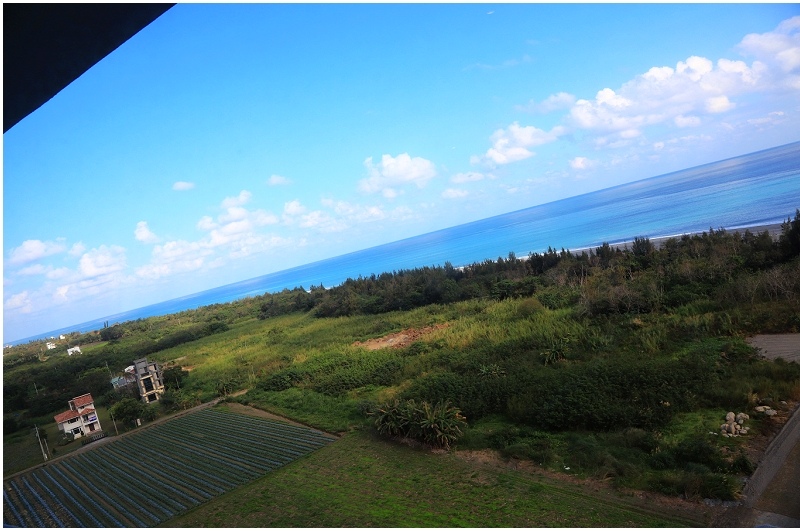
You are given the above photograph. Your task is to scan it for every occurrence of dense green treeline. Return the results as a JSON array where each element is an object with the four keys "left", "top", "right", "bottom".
[
  {"left": 254, "top": 211, "right": 800, "bottom": 322},
  {"left": 4, "top": 210, "right": 800, "bottom": 499}
]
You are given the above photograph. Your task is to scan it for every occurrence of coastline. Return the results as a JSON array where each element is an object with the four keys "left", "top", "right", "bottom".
[{"left": 571, "top": 222, "right": 785, "bottom": 254}]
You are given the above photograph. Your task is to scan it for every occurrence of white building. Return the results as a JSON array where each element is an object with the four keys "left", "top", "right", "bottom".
[
  {"left": 67, "top": 346, "right": 82, "bottom": 356},
  {"left": 53, "top": 393, "right": 102, "bottom": 439},
  {"left": 46, "top": 342, "right": 56, "bottom": 350}
]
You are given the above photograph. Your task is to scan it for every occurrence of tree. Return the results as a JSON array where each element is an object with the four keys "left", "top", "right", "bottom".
[
  {"left": 100, "top": 325, "right": 124, "bottom": 342},
  {"left": 779, "top": 209, "right": 800, "bottom": 260},
  {"left": 162, "top": 366, "right": 189, "bottom": 391},
  {"left": 109, "top": 398, "right": 144, "bottom": 427}
]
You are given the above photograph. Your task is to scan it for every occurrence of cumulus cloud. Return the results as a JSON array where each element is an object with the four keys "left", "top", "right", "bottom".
[
  {"left": 738, "top": 16, "right": 800, "bottom": 73},
  {"left": 283, "top": 200, "right": 307, "bottom": 217},
  {"left": 8, "top": 239, "right": 67, "bottom": 266},
  {"left": 79, "top": 245, "right": 127, "bottom": 279},
  {"left": 475, "top": 122, "right": 566, "bottom": 166},
  {"left": 268, "top": 174, "right": 291, "bottom": 186},
  {"left": 18, "top": 264, "right": 48, "bottom": 276},
  {"left": 748, "top": 110, "right": 787, "bottom": 126},
  {"left": 4, "top": 291, "right": 32, "bottom": 313},
  {"left": 569, "top": 157, "right": 596, "bottom": 170},
  {"left": 442, "top": 188, "right": 469, "bottom": 199},
  {"left": 564, "top": 17, "right": 800, "bottom": 144},
  {"left": 517, "top": 92, "right": 576, "bottom": 113},
  {"left": 134, "top": 221, "right": 159, "bottom": 244},
  {"left": 134, "top": 190, "right": 287, "bottom": 280},
  {"left": 221, "top": 190, "right": 252, "bottom": 208},
  {"left": 451, "top": 172, "right": 486, "bottom": 183},
  {"left": 359, "top": 153, "right": 437, "bottom": 198},
  {"left": 69, "top": 242, "right": 86, "bottom": 257},
  {"left": 705, "top": 95, "right": 735, "bottom": 113},
  {"left": 173, "top": 181, "right": 195, "bottom": 191}
]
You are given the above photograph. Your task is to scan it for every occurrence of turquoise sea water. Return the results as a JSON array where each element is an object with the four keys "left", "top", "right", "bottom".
[{"left": 12, "top": 141, "right": 800, "bottom": 344}]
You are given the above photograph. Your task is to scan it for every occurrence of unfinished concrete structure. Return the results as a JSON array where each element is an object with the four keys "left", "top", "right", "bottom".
[{"left": 133, "top": 357, "right": 165, "bottom": 403}]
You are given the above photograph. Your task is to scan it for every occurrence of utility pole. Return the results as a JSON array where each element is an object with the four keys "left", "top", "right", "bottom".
[
  {"left": 110, "top": 412, "right": 119, "bottom": 436},
  {"left": 34, "top": 425, "right": 48, "bottom": 461}
]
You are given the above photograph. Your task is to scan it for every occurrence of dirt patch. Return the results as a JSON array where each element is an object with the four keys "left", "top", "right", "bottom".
[
  {"left": 353, "top": 323, "right": 449, "bottom": 350},
  {"left": 747, "top": 333, "right": 800, "bottom": 363}
]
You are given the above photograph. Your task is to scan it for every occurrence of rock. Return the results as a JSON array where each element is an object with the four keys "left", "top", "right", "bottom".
[
  {"left": 755, "top": 406, "right": 767, "bottom": 412},
  {"left": 765, "top": 409, "right": 777, "bottom": 416},
  {"left": 726, "top": 412, "right": 736, "bottom": 422}
]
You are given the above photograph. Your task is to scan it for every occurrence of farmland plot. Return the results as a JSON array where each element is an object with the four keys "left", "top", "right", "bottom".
[{"left": 3, "top": 408, "right": 336, "bottom": 528}]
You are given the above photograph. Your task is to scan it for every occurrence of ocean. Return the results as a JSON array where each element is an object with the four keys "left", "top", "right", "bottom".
[{"left": 12, "top": 141, "right": 800, "bottom": 345}]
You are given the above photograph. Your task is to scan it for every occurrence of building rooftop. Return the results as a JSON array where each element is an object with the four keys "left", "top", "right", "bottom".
[{"left": 71, "top": 393, "right": 94, "bottom": 408}]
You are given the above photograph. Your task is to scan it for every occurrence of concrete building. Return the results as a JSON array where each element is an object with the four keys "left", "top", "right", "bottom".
[
  {"left": 67, "top": 346, "right": 82, "bottom": 356},
  {"left": 54, "top": 393, "right": 101, "bottom": 439},
  {"left": 133, "top": 357, "right": 165, "bottom": 403}
]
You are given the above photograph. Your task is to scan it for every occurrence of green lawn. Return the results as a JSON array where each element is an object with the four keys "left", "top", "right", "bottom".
[{"left": 164, "top": 429, "right": 708, "bottom": 528}]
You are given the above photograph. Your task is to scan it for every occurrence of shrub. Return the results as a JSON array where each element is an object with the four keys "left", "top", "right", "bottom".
[{"left": 370, "top": 399, "right": 467, "bottom": 449}]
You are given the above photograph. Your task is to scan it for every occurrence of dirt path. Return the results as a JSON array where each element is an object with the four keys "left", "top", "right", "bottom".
[{"left": 747, "top": 333, "right": 800, "bottom": 363}]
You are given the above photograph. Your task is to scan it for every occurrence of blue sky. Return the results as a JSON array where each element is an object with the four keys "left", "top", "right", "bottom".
[{"left": 4, "top": 4, "right": 800, "bottom": 342}]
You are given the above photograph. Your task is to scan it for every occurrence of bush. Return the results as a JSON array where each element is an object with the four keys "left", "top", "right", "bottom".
[{"left": 370, "top": 399, "right": 467, "bottom": 449}]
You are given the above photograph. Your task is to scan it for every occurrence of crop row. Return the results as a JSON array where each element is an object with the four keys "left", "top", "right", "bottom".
[{"left": 3, "top": 408, "right": 336, "bottom": 527}]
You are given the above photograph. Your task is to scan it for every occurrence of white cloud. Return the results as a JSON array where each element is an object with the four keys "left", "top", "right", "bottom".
[
  {"left": 477, "top": 122, "right": 565, "bottom": 166},
  {"left": 69, "top": 242, "right": 86, "bottom": 257},
  {"left": 46, "top": 267, "right": 71, "bottom": 280},
  {"left": 705, "top": 95, "right": 735, "bottom": 113},
  {"left": 674, "top": 115, "right": 701, "bottom": 127},
  {"left": 563, "top": 17, "right": 800, "bottom": 143},
  {"left": 221, "top": 190, "right": 252, "bottom": 208},
  {"left": 18, "top": 264, "right": 48, "bottom": 276},
  {"left": 283, "top": 200, "right": 307, "bottom": 217},
  {"left": 451, "top": 172, "right": 486, "bottom": 183},
  {"left": 748, "top": 110, "right": 787, "bottom": 126},
  {"left": 268, "top": 174, "right": 291, "bottom": 186},
  {"left": 79, "top": 245, "right": 127, "bottom": 279},
  {"left": 738, "top": 16, "right": 800, "bottom": 73},
  {"left": 442, "top": 188, "right": 469, "bottom": 199},
  {"left": 4, "top": 291, "right": 32, "bottom": 313},
  {"left": 517, "top": 92, "right": 576, "bottom": 113},
  {"left": 134, "top": 221, "right": 159, "bottom": 244},
  {"left": 173, "top": 181, "right": 195, "bottom": 191},
  {"left": 197, "top": 216, "right": 217, "bottom": 231},
  {"left": 569, "top": 157, "right": 596, "bottom": 170},
  {"left": 8, "top": 239, "right": 66, "bottom": 266},
  {"left": 360, "top": 153, "right": 437, "bottom": 197}
]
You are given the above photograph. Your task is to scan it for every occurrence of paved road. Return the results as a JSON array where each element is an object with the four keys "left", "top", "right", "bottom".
[{"left": 713, "top": 334, "right": 800, "bottom": 527}]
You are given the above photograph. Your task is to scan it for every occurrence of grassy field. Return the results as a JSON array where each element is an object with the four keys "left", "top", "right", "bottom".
[
  {"left": 164, "top": 418, "right": 709, "bottom": 528},
  {"left": 3, "top": 405, "right": 118, "bottom": 476}
]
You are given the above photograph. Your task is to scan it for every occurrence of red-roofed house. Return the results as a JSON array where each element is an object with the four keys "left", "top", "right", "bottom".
[{"left": 54, "top": 393, "right": 101, "bottom": 438}]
